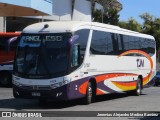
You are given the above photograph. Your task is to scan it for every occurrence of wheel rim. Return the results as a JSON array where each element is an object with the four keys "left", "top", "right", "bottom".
[
  {"left": 137, "top": 81, "right": 141, "bottom": 94},
  {"left": 87, "top": 84, "right": 92, "bottom": 103}
]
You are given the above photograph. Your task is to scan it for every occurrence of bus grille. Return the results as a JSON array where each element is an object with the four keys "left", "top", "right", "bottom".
[{"left": 19, "top": 85, "right": 52, "bottom": 90}]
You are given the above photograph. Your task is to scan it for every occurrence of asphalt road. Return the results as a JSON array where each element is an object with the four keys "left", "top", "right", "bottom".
[{"left": 0, "top": 86, "right": 160, "bottom": 120}]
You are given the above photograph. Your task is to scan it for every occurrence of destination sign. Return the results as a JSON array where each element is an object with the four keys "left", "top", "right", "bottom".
[{"left": 23, "top": 35, "right": 63, "bottom": 42}]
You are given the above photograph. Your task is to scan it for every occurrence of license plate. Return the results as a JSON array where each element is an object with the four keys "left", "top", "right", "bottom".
[{"left": 32, "top": 92, "right": 41, "bottom": 97}]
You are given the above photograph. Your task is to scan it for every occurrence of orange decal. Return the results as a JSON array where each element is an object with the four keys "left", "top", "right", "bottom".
[
  {"left": 118, "top": 50, "right": 153, "bottom": 86},
  {"left": 112, "top": 81, "right": 136, "bottom": 87},
  {"left": 96, "top": 74, "right": 108, "bottom": 83},
  {"left": 96, "top": 73, "right": 138, "bottom": 91},
  {"left": 78, "top": 81, "right": 88, "bottom": 95},
  {"left": 78, "top": 50, "right": 153, "bottom": 94},
  {"left": 96, "top": 88, "right": 105, "bottom": 95},
  {"left": 143, "top": 73, "right": 152, "bottom": 85},
  {"left": 112, "top": 81, "right": 136, "bottom": 91},
  {"left": 95, "top": 73, "right": 137, "bottom": 83}
]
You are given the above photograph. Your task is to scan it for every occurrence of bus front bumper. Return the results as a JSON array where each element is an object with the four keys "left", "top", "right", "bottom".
[{"left": 13, "top": 84, "right": 69, "bottom": 101}]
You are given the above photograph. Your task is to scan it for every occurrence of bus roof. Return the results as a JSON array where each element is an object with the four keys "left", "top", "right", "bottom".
[
  {"left": 23, "top": 21, "right": 91, "bottom": 33},
  {"left": 23, "top": 21, "right": 154, "bottom": 40},
  {"left": 0, "top": 32, "right": 21, "bottom": 37}
]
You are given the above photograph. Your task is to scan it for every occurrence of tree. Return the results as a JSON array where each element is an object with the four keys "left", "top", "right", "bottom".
[
  {"left": 92, "top": 8, "right": 120, "bottom": 25},
  {"left": 139, "top": 13, "right": 155, "bottom": 34},
  {"left": 127, "top": 17, "right": 142, "bottom": 32},
  {"left": 140, "top": 13, "right": 160, "bottom": 50},
  {"left": 92, "top": 10, "right": 102, "bottom": 23},
  {"left": 105, "top": 8, "right": 120, "bottom": 25},
  {"left": 118, "top": 18, "right": 142, "bottom": 32},
  {"left": 118, "top": 21, "right": 128, "bottom": 29},
  {"left": 118, "top": 13, "right": 160, "bottom": 50}
]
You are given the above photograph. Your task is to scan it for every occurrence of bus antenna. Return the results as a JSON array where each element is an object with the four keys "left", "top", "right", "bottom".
[{"left": 44, "top": 24, "right": 49, "bottom": 28}]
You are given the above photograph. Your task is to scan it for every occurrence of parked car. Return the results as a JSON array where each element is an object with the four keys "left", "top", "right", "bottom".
[{"left": 154, "top": 71, "right": 160, "bottom": 86}]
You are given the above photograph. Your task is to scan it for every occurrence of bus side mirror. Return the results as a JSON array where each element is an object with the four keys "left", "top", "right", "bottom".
[
  {"left": 71, "top": 44, "right": 80, "bottom": 67},
  {"left": 7, "top": 37, "right": 18, "bottom": 53}
]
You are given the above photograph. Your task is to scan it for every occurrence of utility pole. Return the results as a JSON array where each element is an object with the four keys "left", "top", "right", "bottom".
[{"left": 101, "top": 6, "right": 104, "bottom": 23}]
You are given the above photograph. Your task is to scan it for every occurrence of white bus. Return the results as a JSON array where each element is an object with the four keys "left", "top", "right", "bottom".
[{"left": 13, "top": 21, "right": 156, "bottom": 104}]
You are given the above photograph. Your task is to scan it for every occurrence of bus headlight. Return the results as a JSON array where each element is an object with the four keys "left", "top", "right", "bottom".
[
  {"left": 63, "top": 80, "right": 69, "bottom": 84},
  {"left": 50, "top": 83, "right": 60, "bottom": 89},
  {"left": 50, "top": 80, "right": 69, "bottom": 89},
  {"left": 13, "top": 80, "right": 22, "bottom": 87}
]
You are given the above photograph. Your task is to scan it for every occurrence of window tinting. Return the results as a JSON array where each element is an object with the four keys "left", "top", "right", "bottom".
[
  {"left": 90, "top": 30, "right": 155, "bottom": 57},
  {"left": 90, "top": 30, "right": 113, "bottom": 55},
  {"left": 73, "top": 29, "right": 90, "bottom": 64},
  {"left": 140, "top": 38, "right": 155, "bottom": 56}
]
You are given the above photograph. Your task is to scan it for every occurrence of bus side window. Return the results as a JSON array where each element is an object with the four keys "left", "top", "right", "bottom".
[{"left": 71, "top": 44, "right": 80, "bottom": 67}]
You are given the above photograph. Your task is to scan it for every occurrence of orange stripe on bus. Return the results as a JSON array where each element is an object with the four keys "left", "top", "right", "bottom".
[
  {"left": 112, "top": 81, "right": 137, "bottom": 87},
  {"left": 78, "top": 81, "right": 88, "bottom": 95},
  {"left": 96, "top": 88, "right": 105, "bottom": 95},
  {"left": 95, "top": 73, "right": 137, "bottom": 83},
  {"left": 118, "top": 50, "right": 153, "bottom": 86}
]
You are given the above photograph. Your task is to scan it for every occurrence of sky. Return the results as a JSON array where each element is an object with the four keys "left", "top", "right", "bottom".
[{"left": 119, "top": 0, "right": 160, "bottom": 24}]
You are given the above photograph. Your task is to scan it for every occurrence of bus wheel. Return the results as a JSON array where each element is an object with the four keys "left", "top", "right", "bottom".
[
  {"left": 0, "top": 73, "right": 12, "bottom": 87},
  {"left": 84, "top": 82, "right": 94, "bottom": 104},
  {"left": 134, "top": 78, "right": 142, "bottom": 96}
]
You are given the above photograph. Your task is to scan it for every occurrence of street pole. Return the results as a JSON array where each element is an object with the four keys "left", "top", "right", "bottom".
[
  {"left": 101, "top": 1, "right": 104, "bottom": 23},
  {"left": 3, "top": 16, "right": 6, "bottom": 32},
  {"left": 102, "top": 9, "right": 103, "bottom": 23},
  {"left": 42, "top": 16, "right": 44, "bottom": 22},
  {"left": 91, "top": 0, "right": 92, "bottom": 22}
]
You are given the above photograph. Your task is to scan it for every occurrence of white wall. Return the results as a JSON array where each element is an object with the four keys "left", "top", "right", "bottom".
[
  {"left": 0, "top": 17, "right": 4, "bottom": 32},
  {"left": 72, "top": 0, "right": 92, "bottom": 22},
  {"left": 41, "top": 0, "right": 72, "bottom": 21},
  {"left": 29, "top": 0, "right": 72, "bottom": 21},
  {"left": 7, "top": 0, "right": 93, "bottom": 22},
  {"left": 30, "top": 0, "right": 92, "bottom": 21}
]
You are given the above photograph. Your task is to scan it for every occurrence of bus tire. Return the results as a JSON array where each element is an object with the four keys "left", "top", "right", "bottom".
[
  {"left": 84, "top": 82, "right": 95, "bottom": 105},
  {"left": 0, "top": 72, "right": 12, "bottom": 87},
  {"left": 134, "top": 78, "right": 142, "bottom": 96}
]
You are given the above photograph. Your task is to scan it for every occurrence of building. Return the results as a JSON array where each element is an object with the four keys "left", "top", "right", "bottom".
[{"left": 0, "top": 0, "right": 122, "bottom": 32}]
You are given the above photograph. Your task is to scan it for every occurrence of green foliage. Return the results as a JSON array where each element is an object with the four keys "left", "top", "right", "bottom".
[
  {"left": 118, "top": 13, "right": 160, "bottom": 50},
  {"left": 140, "top": 13, "right": 160, "bottom": 50},
  {"left": 92, "top": 8, "right": 119, "bottom": 25},
  {"left": 118, "top": 18, "right": 142, "bottom": 32},
  {"left": 92, "top": 10, "right": 102, "bottom": 23},
  {"left": 93, "top": 9, "right": 160, "bottom": 50}
]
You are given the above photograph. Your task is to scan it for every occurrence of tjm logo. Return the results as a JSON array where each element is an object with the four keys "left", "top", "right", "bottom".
[{"left": 137, "top": 59, "right": 144, "bottom": 67}]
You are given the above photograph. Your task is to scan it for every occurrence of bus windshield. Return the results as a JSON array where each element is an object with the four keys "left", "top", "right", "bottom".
[{"left": 14, "top": 33, "right": 72, "bottom": 78}]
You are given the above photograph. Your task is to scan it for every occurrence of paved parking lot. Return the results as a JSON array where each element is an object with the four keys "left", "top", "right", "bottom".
[{"left": 0, "top": 86, "right": 160, "bottom": 119}]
